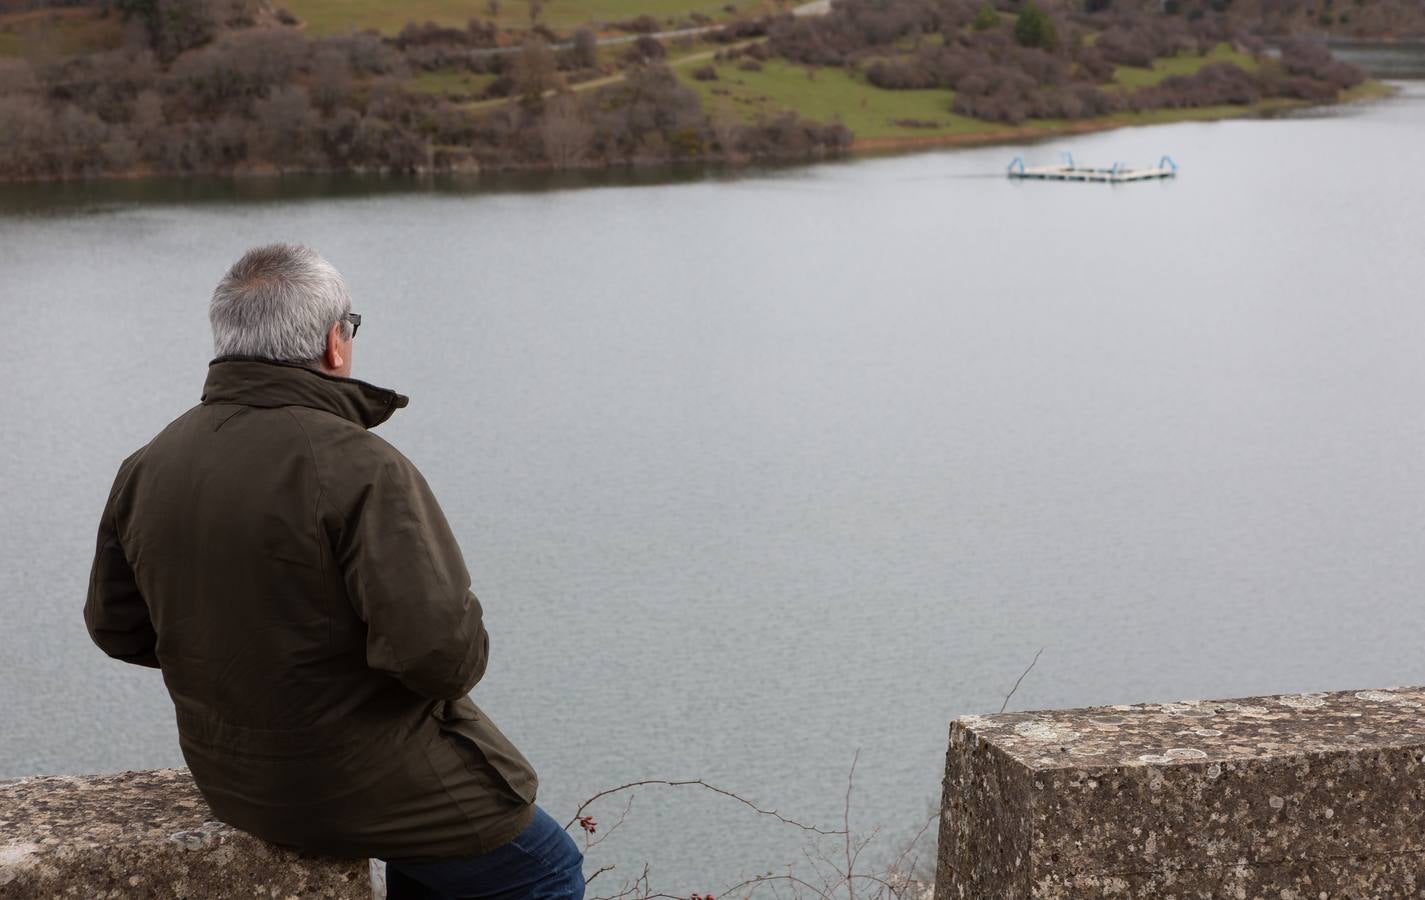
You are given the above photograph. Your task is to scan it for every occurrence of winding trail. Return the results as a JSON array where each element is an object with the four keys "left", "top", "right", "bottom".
[
  {"left": 455, "top": 0, "right": 830, "bottom": 110},
  {"left": 463, "top": 0, "right": 828, "bottom": 57}
]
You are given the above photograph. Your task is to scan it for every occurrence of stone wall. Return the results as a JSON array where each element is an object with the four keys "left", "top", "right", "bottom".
[
  {"left": 12, "top": 687, "right": 1425, "bottom": 898},
  {"left": 936, "top": 686, "right": 1425, "bottom": 898},
  {"left": 0, "top": 768, "right": 375, "bottom": 899}
]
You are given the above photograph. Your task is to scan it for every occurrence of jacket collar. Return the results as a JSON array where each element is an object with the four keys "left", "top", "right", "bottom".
[{"left": 201, "top": 356, "right": 409, "bottom": 430}]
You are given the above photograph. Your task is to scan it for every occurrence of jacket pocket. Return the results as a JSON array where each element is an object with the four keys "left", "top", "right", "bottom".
[{"left": 433, "top": 699, "right": 539, "bottom": 806}]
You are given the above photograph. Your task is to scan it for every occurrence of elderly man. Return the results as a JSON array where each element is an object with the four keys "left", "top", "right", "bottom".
[{"left": 84, "top": 243, "right": 583, "bottom": 899}]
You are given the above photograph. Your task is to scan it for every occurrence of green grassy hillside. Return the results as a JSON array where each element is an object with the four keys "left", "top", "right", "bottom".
[
  {"left": 678, "top": 40, "right": 1380, "bottom": 145},
  {"left": 1111, "top": 42, "right": 1257, "bottom": 88}
]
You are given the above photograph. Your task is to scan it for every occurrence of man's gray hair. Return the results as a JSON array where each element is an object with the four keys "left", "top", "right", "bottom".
[{"left": 210, "top": 243, "right": 352, "bottom": 365}]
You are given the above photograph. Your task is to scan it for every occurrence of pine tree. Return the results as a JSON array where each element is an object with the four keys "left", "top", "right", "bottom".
[{"left": 1014, "top": 1, "right": 1058, "bottom": 50}]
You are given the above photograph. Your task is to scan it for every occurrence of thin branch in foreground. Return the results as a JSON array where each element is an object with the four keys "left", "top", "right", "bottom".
[
  {"left": 844, "top": 750, "right": 859, "bottom": 900},
  {"left": 719, "top": 870, "right": 841, "bottom": 900},
  {"left": 585, "top": 794, "right": 636, "bottom": 850},
  {"left": 884, "top": 809, "right": 939, "bottom": 889},
  {"left": 567, "top": 779, "right": 846, "bottom": 836},
  {"left": 999, "top": 647, "right": 1044, "bottom": 714},
  {"left": 802, "top": 843, "right": 838, "bottom": 895},
  {"left": 586, "top": 864, "right": 616, "bottom": 887},
  {"left": 580, "top": 752, "right": 936, "bottom": 900}
]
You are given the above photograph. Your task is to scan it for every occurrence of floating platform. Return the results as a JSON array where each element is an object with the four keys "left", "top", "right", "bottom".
[{"left": 1008, "top": 154, "right": 1177, "bottom": 182}]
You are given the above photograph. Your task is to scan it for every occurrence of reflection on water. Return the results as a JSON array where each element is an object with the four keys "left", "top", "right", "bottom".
[{"left": 0, "top": 162, "right": 826, "bottom": 216}]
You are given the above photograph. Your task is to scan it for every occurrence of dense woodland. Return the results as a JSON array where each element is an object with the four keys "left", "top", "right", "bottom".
[{"left": 0, "top": 0, "right": 1390, "bottom": 181}]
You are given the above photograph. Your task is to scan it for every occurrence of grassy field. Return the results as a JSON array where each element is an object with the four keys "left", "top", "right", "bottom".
[
  {"left": 283, "top": 0, "right": 779, "bottom": 35},
  {"left": 686, "top": 60, "right": 989, "bottom": 139},
  {"left": 0, "top": 7, "right": 123, "bottom": 58},
  {"left": 407, "top": 68, "right": 501, "bottom": 98},
  {"left": 678, "top": 39, "right": 1344, "bottom": 144},
  {"left": 1111, "top": 42, "right": 1259, "bottom": 88}
]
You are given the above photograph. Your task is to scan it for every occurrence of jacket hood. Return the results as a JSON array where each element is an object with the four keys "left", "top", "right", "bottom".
[{"left": 201, "top": 356, "right": 409, "bottom": 429}]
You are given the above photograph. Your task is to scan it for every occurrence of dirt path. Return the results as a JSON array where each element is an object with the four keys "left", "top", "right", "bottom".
[
  {"left": 458, "top": 36, "right": 767, "bottom": 111},
  {"left": 453, "top": 0, "right": 828, "bottom": 111}
]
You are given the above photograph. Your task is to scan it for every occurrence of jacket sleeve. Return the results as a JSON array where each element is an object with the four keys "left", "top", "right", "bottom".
[
  {"left": 336, "top": 455, "right": 489, "bottom": 701},
  {"left": 84, "top": 456, "right": 159, "bottom": 668}
]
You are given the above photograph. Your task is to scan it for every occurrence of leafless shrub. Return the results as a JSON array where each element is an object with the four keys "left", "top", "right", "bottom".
[
  {"left": 1095, "top": 25, "right": 1155, "bottom": 67},
  {"left": 865, "top": 57, "right": 938, "bottom": 89},
  {"left": 540, "top": 93, "right": 594, "bottom": 166},
  {"left": 0, "top": 58, "right": 39, "bottom": 96},
  {"left": 1278, "top": 36, "right": 1363, "bottom": 89},
  {"left": 318, "top": 31, "right": 405, "bottom": 76},
  {"left": 613, "top": 14, "right": 661, "bottom": 34},
  {"left": 569, "top": 757, "right": 937, "bottom": 900},
  {"left": 250, "top": 83, "right": 313, "bottom": 166},
  {"left": 622, "top": 35, "right": 667, "bottom": 66},
  {"left": 513, "top": 36, "right": 560, "bottom": 104},
  {"left": 566, "top": 28, "right": 599, "bottom": 70},
  {"left": 310, "top": 47, "right": 351, "bottom": 113},
  {"left": 1073, "top": 44, "right": 1114, "bottom": 83},
  {"left": 1157, "top": 61, "right": 1260, "bottom": 105}
]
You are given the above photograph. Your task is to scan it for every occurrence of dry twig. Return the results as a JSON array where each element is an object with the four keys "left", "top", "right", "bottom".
[
  {"left": 844, "top": 750, "right": 859, "bottom": 900},
  {"left": 566, "top": 779, "right": 845, "bottom": 836},
  {"left": 584, "top": 794, "right": 636, "bottom": 850},
  {"left": 999, "top": 647, "right": 1044, "bottom": 714},
  {"left": 586, "top": 865, "right": 616, "bottom": 886},
  {"left": 576, "top": 715, "right": 953, "bottom": 900}
]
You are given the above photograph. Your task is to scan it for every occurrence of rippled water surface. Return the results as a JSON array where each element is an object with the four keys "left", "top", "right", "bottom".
[{"left": 3, "top": 80, "right": 1424, "bottom": 884}]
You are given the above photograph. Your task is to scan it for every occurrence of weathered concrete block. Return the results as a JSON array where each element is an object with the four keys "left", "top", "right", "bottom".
[
  {"left": 936, "top": 686, "right": 1425, "bottom": 899},
  {"left": 0, "top": 768, "right": 370, "bottom": 899}
]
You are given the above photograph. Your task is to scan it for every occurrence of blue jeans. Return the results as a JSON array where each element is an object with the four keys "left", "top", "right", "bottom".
[{"left": 384, "top": 806, "right": 585, "bottom": 900}]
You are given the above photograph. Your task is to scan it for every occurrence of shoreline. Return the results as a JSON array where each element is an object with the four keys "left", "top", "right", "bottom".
[
  {"left": 0, "top": 81, "right": 1398, "bottom": 190},
  {"left": 849, "top": 80, "right": 1397, "bottom": 157}
]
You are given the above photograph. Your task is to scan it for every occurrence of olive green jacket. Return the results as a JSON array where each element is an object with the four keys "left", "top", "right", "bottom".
[{"left": 84, "top": 357, "right": 537, "bottom": 861}]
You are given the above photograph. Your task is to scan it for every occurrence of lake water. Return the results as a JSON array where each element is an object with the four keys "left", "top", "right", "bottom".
[{"left": 3, "top": 79, "right": 1424, "bottom": 887}]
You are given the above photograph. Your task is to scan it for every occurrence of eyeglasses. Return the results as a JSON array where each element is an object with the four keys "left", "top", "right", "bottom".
[{"left": 343, "top": 312, "right": 361, "bottom": 339}]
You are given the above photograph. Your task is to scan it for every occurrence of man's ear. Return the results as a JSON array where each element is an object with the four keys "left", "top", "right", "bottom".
[{"left": 324, "top": 321, "right": 345, "bottom": 373}]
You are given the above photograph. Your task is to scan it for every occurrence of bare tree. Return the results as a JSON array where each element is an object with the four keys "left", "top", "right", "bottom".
[
  {"left": 251, "top": 83, "right": 313, "bottom": 167},
  {"left": 513, "top": 36, "right": 559, "bottom": 104},
  {"left": 0, "top": 58, "right": 39, "bottom": 97},
  {"left": 310, "top": 47, "right": 352, "bottom": 113},
  {"left": 710, "top": 101, "right": 742, "bottom": 157},
  {"left": 569, "top": 27, "right": 599, "bottom": 70},
  {"left": 132, "top": 89, "right": 165, "bottom": 132},
  {"left": 621, "top": 35, "right": 666, "bottom": 67},
  {"left": 0, "top": 96, "right": 53, "bottom": 179},
  {"left": 540, "top": 93, "right": 593, "bottom": 167}
]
